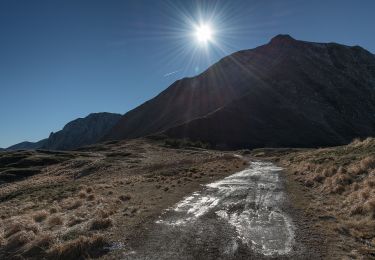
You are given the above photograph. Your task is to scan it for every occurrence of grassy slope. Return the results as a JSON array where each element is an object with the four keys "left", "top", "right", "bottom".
[
  {"left": 0, "top": 139, "right": 246, "bottom": 259},
  {"left": 252, "top": 138, "right": 375, "bottom": 259}
]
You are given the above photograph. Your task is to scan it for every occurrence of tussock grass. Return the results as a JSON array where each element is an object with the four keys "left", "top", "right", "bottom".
[
  {"left": 22, "top": 233, "right": 54, "bottom": 257},
  {"left": 47, "top": 215, "right": 63, "bottom": 227},
  {"left": 90, "top": 218, "right": 113, "bottom": 230},
  {"left": 32, "top": 210, "right": 49, "bottom": 222},
  {"left": 4, "top": 230, "right": 35, "bottom": 253},
  {"left": 87, "top": 194, "right": 95, "bottom": 201},
  {"left": 278, "top": 137, "right": 375, "bottom": 256},
  {"left": 47, "top": 235, "right": 107, "bottom": 259},
  {"left": 4, "top": 218, "right": 39, "bottom": 238}
]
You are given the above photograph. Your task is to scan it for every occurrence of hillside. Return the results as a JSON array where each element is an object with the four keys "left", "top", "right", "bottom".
[
  {"left": 6, "top": 113, "right": 122, "bottom": 151},
  {"left": 105, "top": 35, "right": 375, "bottom": 148},
  {"left": 6, "top": 140, "right": 48, "bottom": 151},
  {"left": 0, "top": 139, "right": 245, "bottom": 259},
  {"left": 251, "top": 138, "right": 375, "bottom": 258}
]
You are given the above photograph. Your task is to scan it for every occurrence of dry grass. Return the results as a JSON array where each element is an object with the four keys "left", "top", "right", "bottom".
[
  {"left": 78, "top": 191, "right": 87, "bottom": 198},
  {"left": 275, "top": 138, "right": 375, "bottom": 257},
  {"left": 32, "top": 210, "right": 49, "bottom": 222},
  {"left": 22, "top": 233, "right": 54, "bottom": 257},
  {"left": 65, "top": 199, "right": 83, "bottom": 210},
  {"left": 87, "top": 194, "right": 95, "bottom": 201},
  {"left": 3, "top": 230, "right": 35, "bottom": 253},
  {"left": 67, "top": 216, "right": 84, "bottom": 227},
  {"left": 0, "top": 138, "right": 246, "bottom": 259},
  {"left": 4, "top": 218, "right": 39, "bottom": 238},
  {"left": 47, "top": 235, "right": 107, "bottom": 259},
  {"left": 47, "top": 215, "right": 63, "bottom": 227},
  {"left": 90, "top": 218, "right": 113, "bottom": 230},
  {"left": 118, "top": 194, "right": 131, "bottom": 201}
]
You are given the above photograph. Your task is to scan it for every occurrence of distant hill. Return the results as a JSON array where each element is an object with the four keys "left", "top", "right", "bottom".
[
  {"left": 6, "top": 139, "right": 47, "bottom": 151},
  {"left": 7, "top": 113, "right": 121, "bottom": 151},
  {"left": 104, "top": 35, "right": 375, "bottom": 148}
]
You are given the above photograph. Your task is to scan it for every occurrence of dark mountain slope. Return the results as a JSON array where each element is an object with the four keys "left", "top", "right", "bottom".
[
  {"left": 107, "top": 35, "right": 375, "bottom": 148},
  {"left": 41, "top": 112, "right": 121, "bottom": 150},
  {"left": 6, "top": 139, "right": 48, "bottom": 151},
  {"left": 7, "top": 113, "right": 121, "bottom": 151}
]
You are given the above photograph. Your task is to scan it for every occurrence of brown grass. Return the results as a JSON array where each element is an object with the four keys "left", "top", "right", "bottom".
[
  {"left": 4, "top": 218, "right": 39, "bottom": 238},
  {"left": 32, "top": 210, "right": 49, "bottom": 222},
  {"left": 47, "top": 215, "right": 63, "bottom": 227},
  {"left": 118, "top": 194, "right": 131, "bottom": 201},
  {"left": 3, "top": 230, "right": 35, "bottom": 253},
  {"left": 47, "top": 235, "right": 107, "bottom": 259},
  {"left": 49, "top": 207, "right": 59, "bottom": 214},
  {"left": 78, "top": 191, "right": 87, "bottom": 198},
  {"left": 67, "top": 216, "right": 84, "bottom": 227},
  {"left": 90, "top": 218, "right": 113, "bottom": 230},
  {"left": 22, "top": 233, "right": 54, "bottom": 257},
  {"left": 87, "top": 194, "right": 95, "bottom": 201},
  {"left": 65, "top": 199, "right": 83, "bottom": 210}
]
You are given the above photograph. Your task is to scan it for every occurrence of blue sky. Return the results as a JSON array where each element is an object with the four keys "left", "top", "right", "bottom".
[{"left": 1, "top": 0, "right": 375, "bottom": 147}]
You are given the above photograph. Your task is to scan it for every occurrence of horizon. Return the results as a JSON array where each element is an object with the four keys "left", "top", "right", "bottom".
[{"left": 1, "top": 0, "right": 375, "bottom": 148}]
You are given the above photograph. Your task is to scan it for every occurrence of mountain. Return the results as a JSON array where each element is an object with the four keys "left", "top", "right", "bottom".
[
  {"left": 105, "top": 35, "right": 375, "bottom": 148},
  {"left": 7, "top": 113, "right": 122, "bottom": 151},
  {"left": 41, "top": 112, "right": 122, "bottom": 150},
  {"left": 6, "top": 139, "right": 47, "bottom": 151}
]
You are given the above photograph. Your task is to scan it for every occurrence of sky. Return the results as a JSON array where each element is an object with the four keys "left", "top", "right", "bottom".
[{"left": 1, "top": 0, "right": 375, "bottom": 147}]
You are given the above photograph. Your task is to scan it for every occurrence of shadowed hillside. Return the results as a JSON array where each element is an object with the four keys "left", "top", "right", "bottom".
[{"left": 105, "top": 35, "right": 375, "bottom": 148}]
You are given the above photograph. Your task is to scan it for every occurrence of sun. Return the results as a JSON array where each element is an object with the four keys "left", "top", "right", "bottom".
[{"left": 195, "top": 24, "right": 213, "bottom": 43}]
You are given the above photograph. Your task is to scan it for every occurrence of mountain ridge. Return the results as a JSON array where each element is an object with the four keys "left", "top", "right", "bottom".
[
  {"left": 104, "top": 34, "right": 375, "bottom": 148},
  {"left": 6, "top": 112, "right": 122, "bottom": 151}
]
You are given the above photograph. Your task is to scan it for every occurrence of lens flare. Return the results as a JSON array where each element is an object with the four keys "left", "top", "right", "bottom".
[{"left": 195, "top": 24, "right": 213, "bottom": 43}]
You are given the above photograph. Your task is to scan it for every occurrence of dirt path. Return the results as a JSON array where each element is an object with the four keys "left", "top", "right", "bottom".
[{"left": 121, "top": 160, "right": 325, "bottom": 259}]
